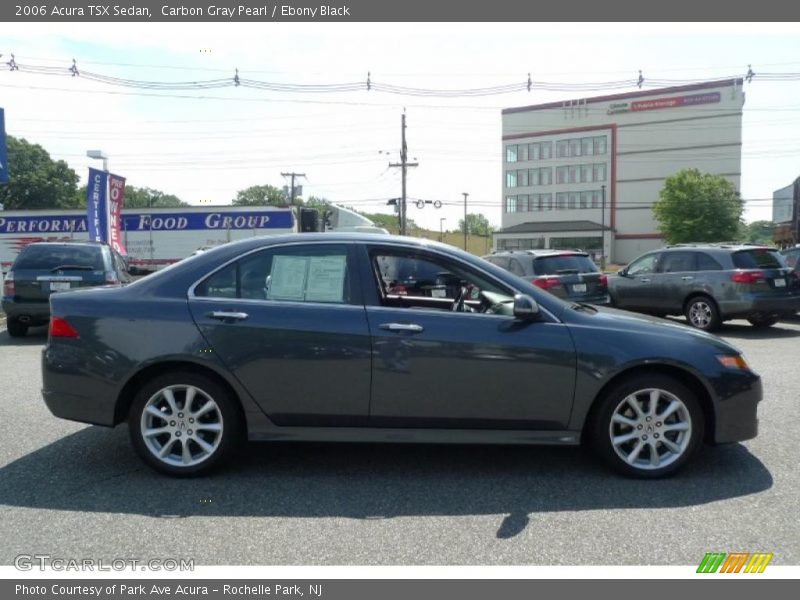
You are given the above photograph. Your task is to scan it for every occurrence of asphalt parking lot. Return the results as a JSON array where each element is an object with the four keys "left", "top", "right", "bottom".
[{"left": 0, "top": 319, "right": 798, "bottom": 566}]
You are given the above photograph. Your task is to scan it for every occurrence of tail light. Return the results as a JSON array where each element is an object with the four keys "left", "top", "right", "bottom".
[
  {"left": 532, "top": 277, "right": 562, "bottom": 290},
  {"left": 49, "top": 317, "right": 79, "bottom": 339},
  {"left": 2, "top": 271, "right": 14, "bottom": 297},
  {"left": 730, "top": 271, "right": 765, "bottom": 284},
  {"left": 598, "top": 274, "right": 608, "bottom": 287}
]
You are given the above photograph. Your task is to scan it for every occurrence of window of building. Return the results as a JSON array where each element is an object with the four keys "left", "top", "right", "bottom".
[
  {"left": 569, "top": 139, "right": 582, "bottom": 157},
  {"left": 518, "top": 195, "right": 531, "bottom": 212},
  {"left": 549, "top": 236, "right": 602, "bottom": 251},
  {"left": 543, "top": 194, "right": 553, "bottom": 211},
  {"left": 556, "top": 140, "right": 569, "bottom": 158},
  {"left": 556, "top": 193, "right": 568, "bottom": 210},
  {"left": 529, "top": 143, "right": 540, "bottom": 160},
  {"left": 541, "top": 167, "right": 552, "bottom": 185},
  {"left": 518, "top": 169, "right": 529, "bottom": 187},
  {"left": 568, "top": 193, "right": 579, "bottom": 209},
  {"left": 595, "top": 136, "right": 607, "bottom": 155},
  {"left": 506, "top": 171, "right": 517, "bottom": 188},
  {"left": 580, "top": 191, "right": 592, "bottom": 209},
  {"left": 529, "top": 169, "right": 539, "bottom": 186},
  {"left": 594, "top": 163, "right": 607, "bottom": 182},
  {"left": 581, "top": 137, "right": 593, "bottom": 156},
  {"left": 506, "top": 145, "right": 517, "bottom": 163},
  {"left": 591, "top": 190, "right": 602, "bottom": 209},
  {"left": 556, "top": 166, "right": 568, "bottom": 184},
  {"left": 581, "top": 164, "right": 593, "bottom": 183},
  {"left": 541, "top": 142, "right": 552, "bottom": 159},
  {"left": 518, "top": 144, "right": 529, "bottom": 162},
  {"left": 504, "top": 196, "right": 517, "bottom": 213},
  {"left": 568, "top": 165, "right": 579, "bottom": 184}
]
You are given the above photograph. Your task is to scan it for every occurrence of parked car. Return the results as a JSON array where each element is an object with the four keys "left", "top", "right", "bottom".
[
  {"left": 41, "top": 233, "right": 761, "bottom": 478},
  {"left": 781, "top": 246, "right": 800, "bottom": 274},
  {"left": 483, "top": 250, "right": 610, "bottom": 305},
  {"left": 608, "top": 244, "right": 800, "bottom": 331},
  {"left": 2, "top": 241, "right": 131, "bottom": 338}
]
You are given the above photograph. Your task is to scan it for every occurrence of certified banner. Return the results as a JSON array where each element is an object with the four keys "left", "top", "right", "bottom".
[
  {"left": 0, "top": 107, "right": 8, "bottom": 185},
  {"left": 86, "top": 167, "right": 109, "bottom": 243},
  {"left": 107, "top": 173, "right": 127, "bottom": 255}
]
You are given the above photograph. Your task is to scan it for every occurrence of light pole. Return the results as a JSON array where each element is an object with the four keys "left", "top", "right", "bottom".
[
  {"left": 440, "top": 217, "right": 446, "bottom": 242},
  {"left": 462, "top": 192, "right": 469, "bottom": 250},
  {"left": 600, "top": 184, "right": 606, "bottom": 270},
  {"left": 86, "top": 149, "right": 109, "bottom": 172}
]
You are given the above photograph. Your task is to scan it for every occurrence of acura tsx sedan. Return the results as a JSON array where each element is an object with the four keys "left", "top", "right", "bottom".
[{"left": 41, "top": 233, "right": 762, "bottom": 478}]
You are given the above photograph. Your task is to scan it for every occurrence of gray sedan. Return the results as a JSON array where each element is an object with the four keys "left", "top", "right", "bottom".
[{"left": 41, "top": 234, "right": 761, "bottom": 478}]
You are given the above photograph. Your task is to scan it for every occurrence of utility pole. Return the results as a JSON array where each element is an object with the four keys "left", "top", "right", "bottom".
[
  {"left": 281, "top": 172, "right": 306, "bottom": 205},
  {"left": 389, "top": 112, "right": 418, "bottom": 235},
  {"left": 462, "top": 192, "right": 469, "bottom": 250},
  {"left": 440, "top": 217, "right": 446, "bottom": 242},
  {"left": 600, "top": 184, "right": 606, "bottom": 271}
]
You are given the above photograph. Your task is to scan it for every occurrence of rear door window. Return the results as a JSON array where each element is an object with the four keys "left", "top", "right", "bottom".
[
  {"left": 533, "top": 254, "right": 598, "bottom": 275},
  {"left": 732, "top": 249, "right": 785, "bottom": 269},
  {"left": 508, "top": 259, "right": 526, "bottom": 276},
  {"left": 13, "top": 245, "right": 105, "bottom": 271},
  {"left": 658, "top": 252, "right": 696, "bottom": 273},
  {"left": 696, "top": 253, "right": 723, "bottom": 271}
]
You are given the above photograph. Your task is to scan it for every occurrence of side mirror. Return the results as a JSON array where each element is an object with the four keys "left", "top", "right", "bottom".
[
  {"left": 513, "top": 294, "right": 540, "bottom": 320},
  {"left": 617, "top": 267, "right": 628, "bottom": 278}
]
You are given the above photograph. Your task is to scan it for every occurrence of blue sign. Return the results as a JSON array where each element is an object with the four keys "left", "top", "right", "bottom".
[
  {"left": 85, "top": 168, "right": 109, "bottom": 242},
  {"left": 0, "top": 108, "right": 8, "bottom": 185}
]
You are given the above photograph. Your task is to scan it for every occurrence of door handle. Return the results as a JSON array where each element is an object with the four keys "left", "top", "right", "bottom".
[
  {"left": 380, "top": 323, "right": 424, "bottom": 333},
  {"left": 639, "top": 278, "right": 651, "bottom": 283},
  {"left": 681, "top": 276, "right": 694, "bottom": 281},
  {"left": 207, "top": 311, "right": 249, "bottom": 321}
]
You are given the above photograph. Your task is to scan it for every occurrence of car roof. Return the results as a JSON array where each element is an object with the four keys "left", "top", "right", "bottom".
[
  {"left": 485, "top": 250, "right": 588, "bottom": 258},
  {"left": 663, "top": 243, "right": 778, "bottom": 252}
]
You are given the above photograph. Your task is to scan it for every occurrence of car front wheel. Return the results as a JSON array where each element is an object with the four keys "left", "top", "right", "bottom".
[
  {"left": 589, "top": 374, "right": 704, "bottom": 478},
  {"left": 129, "top": 372, "right": 243, "bottom": 476}
]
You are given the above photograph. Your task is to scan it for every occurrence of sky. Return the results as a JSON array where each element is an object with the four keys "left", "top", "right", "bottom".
[{"left": 1, "top": 22, "right": 800, "bottom": 231}]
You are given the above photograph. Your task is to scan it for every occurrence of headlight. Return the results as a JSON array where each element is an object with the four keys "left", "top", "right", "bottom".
[{"left": 716, "top": 354, "right": 750, "bottom": 370}]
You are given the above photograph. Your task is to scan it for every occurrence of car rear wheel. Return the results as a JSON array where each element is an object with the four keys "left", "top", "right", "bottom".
[
  {"left": 589, "top": 374, "right": 704, "bottom": 478},
  {"left": 684, "top": 296, "right": 721, "bottom": 331},
  {"left": 747, "top": 315, "right": 778, "bottom": 328},
  {"left": 6, "top": 319, "right": 28, "bottom": 338},
  {"left": 129, "top": 372, "right": 243, "bottom": 476}
]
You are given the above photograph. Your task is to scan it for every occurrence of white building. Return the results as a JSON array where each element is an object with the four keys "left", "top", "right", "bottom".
[{"left": 496, "top": 79, "right": 744, "bottom": 264}]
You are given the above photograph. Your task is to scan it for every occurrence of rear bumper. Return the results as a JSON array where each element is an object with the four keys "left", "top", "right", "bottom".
[
  {"left": 718, "top": 294, "right": 800, "bottom": 318},
  {"left": 712, "top": 373, "right": 762, "bottom": 444},
  {"left": 1, "top": 299, "right": 50, "bottom": 323}
]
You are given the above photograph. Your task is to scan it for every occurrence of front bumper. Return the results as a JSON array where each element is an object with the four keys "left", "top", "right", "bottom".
[{"left": 712, "top": 373, "right": 762, "bottom": 444}]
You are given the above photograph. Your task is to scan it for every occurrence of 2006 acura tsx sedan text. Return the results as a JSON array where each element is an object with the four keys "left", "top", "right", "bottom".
[{"left": 41, "top": 233, "right": 762, "bottom": 478}]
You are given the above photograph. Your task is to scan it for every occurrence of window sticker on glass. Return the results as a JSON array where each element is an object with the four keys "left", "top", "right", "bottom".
[
  {"left": 305, "top": 255, "right": 347, "bottom": 303},
  {"left": 267, "top": 256, "right": 309, "bottom": 301}
]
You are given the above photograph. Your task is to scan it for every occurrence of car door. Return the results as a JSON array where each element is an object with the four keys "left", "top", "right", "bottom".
[
  {"left": 611, "top": 252, "right": 662, "bottom": 311},
  {"left": 654, "top": 251, "right": 698, "bottom": 312},
  {"left": 359, "top": 244, "right": 577, "bottom": 430},
  {"left": 188, "top": 242, "right": 372, "bottom": 426}
]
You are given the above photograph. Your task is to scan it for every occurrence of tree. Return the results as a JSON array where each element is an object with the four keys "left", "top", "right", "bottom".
[
  {"left": 652, "top": 169, "right": 743, "bottom": 244},
  {"left": 0, "top": 136, "right": 80, "bottom": 209},
  {"left": 75, "top": 185, "right": 187, "bottom": 209},
  {"left": 232, "top": 184, "right": 288, "bottom": 206},
  {"left": 739, "top": 220, "right": 774, "bottom": 245},
  {"left": 458, "top": 213, "right": 494, "bottom": 237}
]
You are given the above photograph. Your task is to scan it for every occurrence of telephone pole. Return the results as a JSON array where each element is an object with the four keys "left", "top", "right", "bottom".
[
  {"left": 389, "top": 112, "right": 418, "bottom": 235},
  {"left": 462, "top": 192, "right": 469, "bottom": 250},
  {"left": 281, "top": 172, "right": 306, "bottom": 205}
]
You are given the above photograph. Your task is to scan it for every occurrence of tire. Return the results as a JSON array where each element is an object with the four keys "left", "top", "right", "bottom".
[
  {"left": 684, "top": 296, "right": 721, "bottom": 331},
  {"left": 6, "top": 319, "right": 28, "bottom": 338},
  {"left": 747, "top": 315, "right": 778, "bottom": 328},
  {"left": 588, "top": 373, "right": 704, "bottom": 478},
  {"left": 128, "top": 371, "right": 243, "bottom": 477}
]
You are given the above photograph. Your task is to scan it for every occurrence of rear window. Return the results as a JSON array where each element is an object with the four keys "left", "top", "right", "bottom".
[
  {"left": 13, "top": 245, "right": 106, "bottom": 271},
  {"left": 533, "top": 254, "right": 598, "bottom": 275},
  {"left": 732, "top": 249, "right": 784, "bottom": 270}
]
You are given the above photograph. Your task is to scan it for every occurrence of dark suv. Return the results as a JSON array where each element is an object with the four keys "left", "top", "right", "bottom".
[
  {"left": 483, "top": 250, "right": 609, "bottom": 305},
  {"left": 2, "top": 242, "right": 131, "bottom": 337},
  {"left": 609, "top": 244, "right": 800, "bottom": 331}
]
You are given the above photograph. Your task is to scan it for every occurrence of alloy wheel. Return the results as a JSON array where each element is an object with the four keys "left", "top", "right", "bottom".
[
  {"left": 608, "top": 387, "right": 692, "bottom": 471},
  {"left": 688, "top": 301, "right": 713, "bottom": 329},
  {"left": 140, "top": 384, "right": 224, "bottom": 467}
]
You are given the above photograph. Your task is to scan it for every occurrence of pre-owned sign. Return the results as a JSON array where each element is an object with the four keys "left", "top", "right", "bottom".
[{"left": 607, "top": 92, "right": 721, "bottom": 115}]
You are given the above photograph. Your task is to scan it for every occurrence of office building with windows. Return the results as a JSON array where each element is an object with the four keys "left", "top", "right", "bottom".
[{"left": 495, "top": 79, "right": 744, "bottom": 264}]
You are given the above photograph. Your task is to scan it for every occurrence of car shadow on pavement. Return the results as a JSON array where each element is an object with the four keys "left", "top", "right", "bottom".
[
  {"left": 0, "top": 326, "right": 48, "bottom": 346},
  {"left": 0, "top": 425, "right": 773, "bottom": 539},
  {"left": 713, "top": 322, "right": 800, "bottom": 340}
]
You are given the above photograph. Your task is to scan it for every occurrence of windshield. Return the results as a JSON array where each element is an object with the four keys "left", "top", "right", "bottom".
[
  {"left": 13, "top": 246, "right": 106, "bottom": 271},
  {"left": 732, "top": 249, "right": 785, "bottom": 269}
]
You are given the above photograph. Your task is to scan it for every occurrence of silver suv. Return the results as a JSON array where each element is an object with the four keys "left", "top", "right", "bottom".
[{"left": 608, "top": 244, "right": 800, "bottom": 331}]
